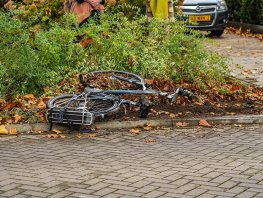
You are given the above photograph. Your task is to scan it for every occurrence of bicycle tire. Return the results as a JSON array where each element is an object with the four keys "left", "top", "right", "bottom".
[{"left": 47, "top": 94, "right": 121, "bottom": 125}]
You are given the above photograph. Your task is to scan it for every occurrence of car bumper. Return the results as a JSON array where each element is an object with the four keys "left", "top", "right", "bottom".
[{"left": 177, "top": 7, "right": 229, "bottom": 31}]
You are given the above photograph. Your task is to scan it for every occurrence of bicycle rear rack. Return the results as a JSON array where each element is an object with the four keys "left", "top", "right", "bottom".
[{"left": 47, "top": 107, "right": 94, "bottom": 126}]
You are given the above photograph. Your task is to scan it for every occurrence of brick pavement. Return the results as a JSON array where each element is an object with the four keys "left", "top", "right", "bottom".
[{"left": 0, "top": 124, "right": 263, "bottom": 198}]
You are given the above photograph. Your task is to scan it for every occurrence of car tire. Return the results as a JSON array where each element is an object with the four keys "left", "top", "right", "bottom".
[{"left": 209, "top": 30, "right": 224, "bottom": 37}]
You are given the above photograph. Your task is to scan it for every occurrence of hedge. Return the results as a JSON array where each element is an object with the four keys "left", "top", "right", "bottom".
[{"left": 226, "top": 0, "right": 263, "bottom": 25}]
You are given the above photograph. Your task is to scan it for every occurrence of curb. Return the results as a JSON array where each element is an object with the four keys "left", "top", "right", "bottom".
[
  {"left": 227, "top": 21, "right": 263, "bottom": 34},
  {"left": 4, "top": 114, "right": 263, "bottom": 134}
]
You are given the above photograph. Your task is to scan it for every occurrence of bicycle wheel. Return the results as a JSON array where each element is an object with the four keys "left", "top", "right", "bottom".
[{"left": 47, "top": 94, "right": 121, "bottom": 125}]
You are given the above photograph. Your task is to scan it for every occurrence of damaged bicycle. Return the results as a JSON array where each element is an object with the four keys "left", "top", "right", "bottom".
[{"left": 46, "top": 70, "right": 192, "bottom": 129}]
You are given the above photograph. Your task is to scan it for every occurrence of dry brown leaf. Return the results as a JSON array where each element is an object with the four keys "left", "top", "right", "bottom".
[
  {"left": 14, "top": 114, "right": 22, "bottom": 123},
  {"left": 1, "top": 101, "right": 16, "bottom": 111},
  {"left": 0, "top": 125, "right": 9, "bottom": 135},
  {"left": 52, "top": 129, "right": 62, "bottom": 134},
  {"left": 143, "top": 126, "right": 153, "bottom": 131},
  {"left": 6, "top": 117, "right": 13, "bottom": 124},
  {"left": 0, "top": 117, "right": 2, "bottom": 124},
  {"left": 128, "top": 57, "right": 134, "bottom": 66},
  {"left": 36, "top": 112, "right": 45, "bottom": 121},
  {"left": 95, "top": 125, "right": 101, "bottom": 130},
  {"left": 37, "top": 100, "right": 46, "bottom": 110},
  {"left": 87, "top": 133, "right": 96, "bottom": 137},
  {"left": 175, "top": 122, "right": 189, "bottom": 127},
  {"left": 42, "top": 96, "right": 52, "bottom": 103},
  {"left": 230, "top": 85, "right": 242, "bottom": 92},
  {"left": 199, "top": 119, "right": 211, "bottom": 127},
  {"left": 145, "top": 79, "right": 153, "bottom": 85},
  {"left": 129, "top": 128, "right": 141, "bottom": 134},
  {"left": 48, "top": 134, "right": 59, "bottom": 138},
  {"left": 9, "top": 127, "right": 17, "bottom": 135},
  {"left": 80, "top": 37, "right": 93, "bottom": 48},
  {"left": 144, "top": 139, "right": 156, "bottom": 143},
  {"left": 169, "top": 113, "right": 176, "bottom": 118},
  {"left": 59, "top": 134, "right": 66, "bottom": 138},
  {"left": 23, "top": 94, "right": 35, "bottom": 101},
  {"left": 242, "top": 69, "right": 253, "bottom": 75}
]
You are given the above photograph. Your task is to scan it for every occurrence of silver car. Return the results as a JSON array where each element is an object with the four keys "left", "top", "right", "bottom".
[{"left": 175, "top": 0, "right": 229, "bottom": 37}]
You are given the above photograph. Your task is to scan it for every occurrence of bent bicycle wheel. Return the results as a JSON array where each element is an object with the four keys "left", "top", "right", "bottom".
[{"left": 47, "top": 94, "right": 120, "bottom": 125}]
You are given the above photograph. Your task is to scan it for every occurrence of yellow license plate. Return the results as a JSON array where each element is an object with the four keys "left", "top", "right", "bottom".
[{"left": 189, "top": 15, "right": 211, "bottom": 22}]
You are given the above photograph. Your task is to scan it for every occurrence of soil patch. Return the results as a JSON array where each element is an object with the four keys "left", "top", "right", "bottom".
[{"left": 104, "top": 100, "right": 263, "bottom": 122}]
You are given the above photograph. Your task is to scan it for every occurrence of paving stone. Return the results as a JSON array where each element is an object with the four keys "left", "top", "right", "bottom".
[
  {"left": 186, "top": 188, "right": 207, "bottom": 196},
  {"left": 92, "top": 188, "right": 117, "bottom": 196},
  {"left": 226, "top": 186, "right": 247, "bottom": 194},
  {"left": 0, "top": 183, "right": 21, "bottom": 191},
  {"left": 22, "top": 190, "right": 50, "bottom": 197},
  {"left": 170, "top": 179, "right": 191, "bottom": 186},
  {"left": 114, "top": 190, "right": 143, "bottom": 197},
  {"left": 0, "top": 125, "right": 263, "bottom": 198},
  {"left": 136, "top": 185, "right": 159, "bottom": 193},
  {"left": 1, "top": 189, "right": 23, "bottom": 197},
  {"left": 47, "top": 191, "right": 73, "bottom": 198},
  {"left": 66, "top": 187, "right": 94, "bottom": 194},
  {"left": 142, "top": 190, "right": 167, "bottom": 198},
  {"left": 235, "top": 190, "right": 258, "bottom": 198}
]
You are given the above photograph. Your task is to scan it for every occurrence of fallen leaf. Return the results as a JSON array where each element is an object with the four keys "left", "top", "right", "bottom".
[
  {"left": 95, "top": 125, "right": 101, "bottom": 130},
  {"left": 59, "top": 134, "right": 66, "bottom": 138},
  {"left": 9, "top": 127, "right": 17, "bottom": 135},
  {"left": 87, "top": 133, "right": 96, "bottom": 137},
  {"left": 80, "top": 37, "right": 93, "bottom": 48},
  {"left": 129, "top": 128, "right": 141, "bottom": 134},
  {"left": 230, "top": 85, "right": 242, "bottom": 92},
  {"left": 14, "top": 114, "right": 22, "bottom": 123},
  {"left": 23, "top": 94, "right": 35, "bottom": 101},
  {"left": 242, "top": 69, "right": 253, "bottom": 75},
  {"left": 37, "top": 100, "right": 46, "bottom": 110},
  {"left": 145, "top": 79, "right": 153, "bottom": 84},
  {"left": 175, "top": 122, "right": 189, "bottom": 127},
  {"left": 1, "top": 102, "right": 16, "bottom": 111},
  {"left": 233, "top": 124, "right": 242, "bottom": 127},
  {"left": 0, "top": 125, "right": 9, "bottom": 135},
  {"left": 199, "top": 119, "right": 211, "bottom": 127},
  {"left": 42, "top": 96, "right": 52, "bottom": 103},
  {"left": 143, "top": 126, "right": 153, "bottom": 131},
  {"left": 6, "top": 117, "right": 12, "bottom": 124},
  {"left": 144, "top": 139, "right": 156, "bottom": 143},
  {"left": 169, "top": 113, "right": 176, "bottom": 118},
  {"left": 48, "top": 134, "right": 59, "bottom": 138},
  {"left": 36, "top": 112, "right": 45, "bottom": 121},
  {"left": 52, "top": 129, "right": 62, "bottom": 134},
  {"left": 128, "top": 57, "right": 134, "bottom": 66}
]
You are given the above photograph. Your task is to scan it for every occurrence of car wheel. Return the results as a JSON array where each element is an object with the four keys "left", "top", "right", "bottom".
[{"left": 209, "top": 30, "right": 224, "bottom": 37}]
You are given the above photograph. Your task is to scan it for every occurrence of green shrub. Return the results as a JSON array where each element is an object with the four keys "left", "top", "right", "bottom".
[
  {"left": 0, "top": 9, "right": 229, "bottom": 99},
  {"left": 2, "top": 0, "right": 65, "bottom": 29},
  {"left": 80, "top": 13, "right": 228, "bottom": 87},
  {"left": 0, "top": 12, "right": 85, "bottom": 98}
]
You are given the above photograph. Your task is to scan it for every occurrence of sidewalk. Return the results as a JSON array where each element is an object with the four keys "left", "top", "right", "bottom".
[
  {"left": 208, "top": 33, "right": 263, "bottom": 88},
  {"left": 0, "top": 124, "right": 263, "bottom": 197}
]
